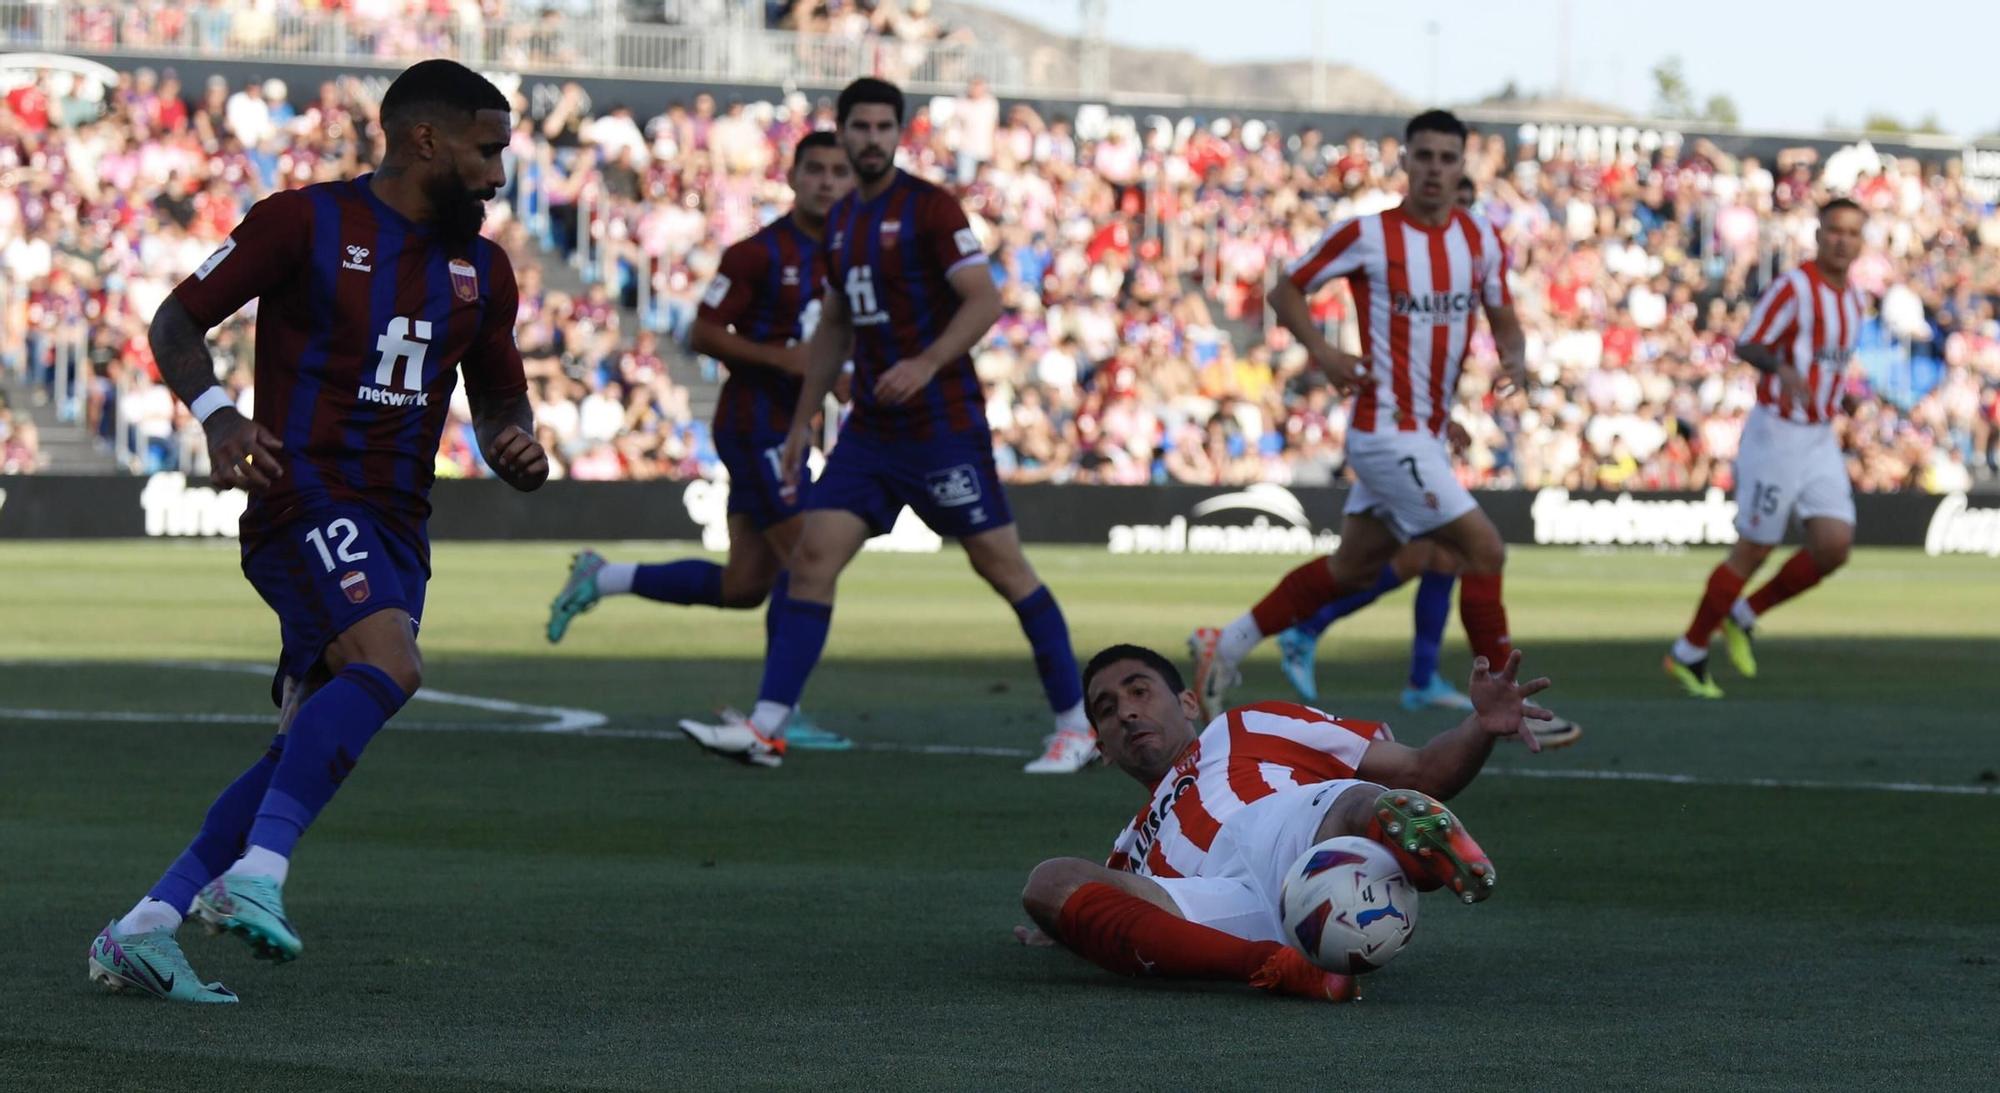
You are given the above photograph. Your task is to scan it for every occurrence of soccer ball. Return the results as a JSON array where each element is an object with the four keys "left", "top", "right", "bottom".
[{"left": 1278, "top": 836, "right": 1419, "bottom": 974}]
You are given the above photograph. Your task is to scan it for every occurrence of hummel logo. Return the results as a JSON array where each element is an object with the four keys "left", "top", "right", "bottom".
[{"left": 343, "top": 244, "right": 372, "bottom": 272}]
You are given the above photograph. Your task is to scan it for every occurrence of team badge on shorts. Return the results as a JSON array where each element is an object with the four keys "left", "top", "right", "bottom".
[
  {"left": 1424, "top": 491, "right": 1440, "bottom": 511},
  {"left": 340, "top": 570, "right": 371, "bottom": 604},
  {"left": 449, "top": 258, "right": 479, "bottom": 302}
]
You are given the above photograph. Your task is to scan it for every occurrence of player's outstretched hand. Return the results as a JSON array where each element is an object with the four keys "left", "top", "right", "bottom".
[
  {"left": 874, "top": 356, "right": 938, "bottom": 405},
  {"left": 1467, "top": 650, "right": 1554, "bottom": 754},
  {"left": 486, "top": 424, "right": 549, "bottom": 491},
  {"left": 1012, "top": 924, "right": 1056, "bottom": 947},
  {"left": 205, "top": 410, "right": 285, "bottom": 493}
]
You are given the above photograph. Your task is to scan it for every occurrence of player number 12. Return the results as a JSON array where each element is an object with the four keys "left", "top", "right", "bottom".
[{"left": 305, "top": 518, "right": 369, "bottom": 571}]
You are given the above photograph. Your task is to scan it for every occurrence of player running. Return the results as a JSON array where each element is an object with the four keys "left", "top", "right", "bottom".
[
  {"left": 87, "top": 61, "right": 546, "bottom": 1003},
  {"left": 1665, "top": 199, "right": 1865, "bottom": 698},
  {"left": 1016, "top": 642, "right": 1555, "bottom": 1001},
  {"left": 546, "top": 132, "right": 855, "bottom": 749},
  {"left": 1275, "top": 177, "right": 1486, "bottom": 713},
  {"left": 677, "top": 78, "right": 1096, "bottom": 774},
  {"left": 1188, "top": 110, "right": 1578, "bottom": 748}
]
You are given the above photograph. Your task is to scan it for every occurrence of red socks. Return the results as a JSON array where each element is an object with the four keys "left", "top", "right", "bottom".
[
  {"left": 1457, "top": 572, "right": 1513, "bottom": 666},
  {"left": 1055, "top": 883, "right": 1281, "bottom": 981},
  {"left": 1250, "top": 558, "right": 1342, "bottom": 635},
  {"left": 1683, "top": 563, "right": 1749, "bottom": 648},
  {"left": 1747, "top": 551, "right": 1822, "bottom": 617}
]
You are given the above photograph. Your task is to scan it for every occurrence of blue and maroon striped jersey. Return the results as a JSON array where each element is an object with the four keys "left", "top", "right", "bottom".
[
  {"left": 172, "top": 176, "right": 527, "bottom": 560},
  {"left": 697, "top": 213, "right": 820, "bottom": 439},
  {"left": 820, "top": 169, "right": 989, "bottom": 442}
]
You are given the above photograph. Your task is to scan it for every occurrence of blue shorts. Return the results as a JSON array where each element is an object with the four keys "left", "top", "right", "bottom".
[
  {"left": 715, "top": 430, "right": 810, "bottom": 532},
  {"left": 810, "top": 427, "right": 1012, "bottom": 539},
  {"left": 241, "top": 505, "right": 427, "bottom": 705}
]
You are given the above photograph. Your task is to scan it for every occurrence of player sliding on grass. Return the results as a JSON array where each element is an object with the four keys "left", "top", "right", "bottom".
[
  {"left": 678, "top": 78, "right": 1096, "bottom": 774},
  {"left": 1016, "top": 643, "right": 1555, "bottom": 1001},
  {"left": 1664, "top": 199, "right": 1865, "bottom": 699},
  {"left": 547, "top": 132, "right": 856, "bottom": 750},
  {"left": 1189, "top": 109, "right": 1577, "bottom": 748},
  {"left": 87, "top": 61, "right": 546, "bottom": 1003}
]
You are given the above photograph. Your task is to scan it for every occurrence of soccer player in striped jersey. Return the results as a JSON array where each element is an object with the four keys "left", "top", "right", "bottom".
[
  {"left": 87, "top": 61, "right": 546, "bottom": 1003},
  {"left": 1665, "top": 199, "right": 1865, "bottom": 698},
  {"left": 677, "top": 78, "right": 1095, "bottom": 774},
  {"left": 1274, "top": 176, "right": 1486, "bottom": 712},
  {"left": 1189, "top": 110, "right": 1578, "bottom": 747},
  {"left": 1016, "top": 642, "right": 1555, "bottom": 1002},
  {"left": 544, "top": 132, "right": 856, "bottom": 749}
]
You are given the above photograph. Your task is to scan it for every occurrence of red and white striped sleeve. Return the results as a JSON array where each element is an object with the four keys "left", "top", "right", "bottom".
[
  {"left": 1285, "top": 216, "right": 1369, "bottom": 294},
  {"left": 1741, "top": 274, "right": 1800, "bottom": 348},
  {"left": 1233, "top": 702, "right": 1383, "bottom": 778},
  {"left": 1476, "top": 219, "right": 1512, "bottom": 308}
]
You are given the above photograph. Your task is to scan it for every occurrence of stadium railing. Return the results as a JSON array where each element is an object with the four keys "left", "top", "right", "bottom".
[{"left": 0, "top": 2, "right": 1026, "bottom": 96}]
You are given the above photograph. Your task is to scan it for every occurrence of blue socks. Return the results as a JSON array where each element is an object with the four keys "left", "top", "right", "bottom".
[
  {"left": 1012, "top": 585, "right": 1084, "bottom": 714},
  {"left": 758, "top": 597, "right": 832, "bottom": 708},
  {"left": 632, "top": 560, "right": 724, "bottom": 606},
  {"left": 1409, "top": 571, "right": 1456, "bottom": 688},
  {"left": 247, "top": 664, "right": 409, "bottom": 858},
  {"left": 1298, "top": 563, "right": 1406, "bottom": 637},
  {"left": 764, "top": 571, "right": 790, "bottom": 644},
  {"left": 147, "top": 734, "right": 286, "bottom": 912}
]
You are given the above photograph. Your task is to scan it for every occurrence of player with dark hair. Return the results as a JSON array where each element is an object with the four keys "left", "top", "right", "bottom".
[
  {"left": 87, "top": 59, "right": 546, "bottom": 1003},
  {"left": 1188, "top": 108, "right": 1579, "bottom": 749},
  {"left": 677, "top": 77, "right": 1097, "bottom": 774},
  {"left": 545, "top": 132, "right": 856, "bottom": 748},
  {"left": 1275, "top": 176, "right": 1485, "bottom": 710},
  {"left": 1665, "top": 198, "right": 1866, "bottom": 697},
  {"left": 1015, "top": 641, "right": 1556, "bottom": 1002}
]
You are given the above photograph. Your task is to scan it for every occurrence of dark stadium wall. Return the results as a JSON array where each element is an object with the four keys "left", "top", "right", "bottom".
[
  {"left": 3, "top": 475, "right": 1993, "bottom": 556},
  {"left": 69, "top": 52, "right": 2000, "bottom": 179}
]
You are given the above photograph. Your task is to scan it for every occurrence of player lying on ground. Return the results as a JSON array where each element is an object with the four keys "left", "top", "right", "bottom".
[
  {"left": 1664, "top": 199, "right": 1865, "bottom": 699},
  {"left": 1188, "top": 109, "right": 1578, "bottom": 749},
  {"left": 547, "top": 132, "right": 856, "bottom": 749},
  {"left": 88, "top": 61, "right": 546, "bottom": 1004},
  {"left": 678, "top": 78, "right": 1097, "bottom": 774},
  {"left": 1016, "top": 642, "right": 1553, "bottom": 1001}
]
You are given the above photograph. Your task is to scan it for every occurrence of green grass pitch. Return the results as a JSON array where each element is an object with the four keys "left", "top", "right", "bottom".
[{"left": 2, "top": 541, "right": 1995, "bottom": 1091}]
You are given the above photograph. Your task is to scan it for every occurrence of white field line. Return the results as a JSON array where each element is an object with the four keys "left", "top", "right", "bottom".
[{"left": 2, "top": 661, "right": 1995, "bottom": 797}]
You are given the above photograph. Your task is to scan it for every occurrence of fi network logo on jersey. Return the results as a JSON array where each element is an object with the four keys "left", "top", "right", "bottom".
[
  {"left": 360, "top": 317, "right": 432, "bottom": 407},
  {"left": 342, "top": 245, "right": 372, "bottom": 273}
]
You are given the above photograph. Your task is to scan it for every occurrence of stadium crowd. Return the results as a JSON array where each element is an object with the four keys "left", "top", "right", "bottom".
[{"left": 2, "top": 53, "right": 1996, "bottom": 494}]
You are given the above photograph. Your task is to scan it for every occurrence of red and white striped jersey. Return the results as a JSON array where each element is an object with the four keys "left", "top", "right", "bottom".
[
  {"left": 1285, "top": 206, "right": 1510, "bottom": 437},
  {"left": 1740, "top": 261, "right": 1863, "bottom": 426},
  {"left": 1106, "top": 702, "right": 1390, "bottom": 879}
]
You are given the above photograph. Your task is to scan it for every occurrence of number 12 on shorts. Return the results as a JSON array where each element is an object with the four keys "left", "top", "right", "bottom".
[{"left": 305, "top": 518, "right": 369, "bottom": 571}]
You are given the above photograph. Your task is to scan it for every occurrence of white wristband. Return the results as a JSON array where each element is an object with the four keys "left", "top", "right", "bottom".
[{"left": 190, "top": 386, "right": 233, "bottom": 424}]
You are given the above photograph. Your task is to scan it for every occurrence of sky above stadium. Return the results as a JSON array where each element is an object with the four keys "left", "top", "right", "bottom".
[{"left": 995, "top": 0, "right": 1999, "bottom": 139}]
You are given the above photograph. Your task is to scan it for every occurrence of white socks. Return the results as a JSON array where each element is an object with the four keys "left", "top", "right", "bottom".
[
  {"left": 1055, "top": 702, "right": 1090, "bottom": 736},
  {"left": 1671, "top": 636, "right": 1707, "bottom": 665},
  {"left": 750, "top": 701, "right": 791, "bottom": 736},
  {"left": 1217, "top": 613, "right": 1264, "bottom": 666},
  {"left": 115, "top": 897, "right": 182, "bottom": 936},
  {"left": 1731, "top": 600, "right": 1758, "bottom": 630},
  {"left": 597, "top": 562, "right": 637, "bottom": 596},
  {"left": 226, "top": 845, "right": 290, "bottom": 885}
]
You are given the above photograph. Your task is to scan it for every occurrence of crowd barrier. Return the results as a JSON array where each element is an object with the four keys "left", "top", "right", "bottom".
[{"left": 2, "top": 475, "right": 1994, "bottom": 557}]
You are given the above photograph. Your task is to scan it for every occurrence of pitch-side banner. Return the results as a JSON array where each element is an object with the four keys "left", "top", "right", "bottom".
[{"left": 0, "top": 475, "right": 1994, "bottom": 557}]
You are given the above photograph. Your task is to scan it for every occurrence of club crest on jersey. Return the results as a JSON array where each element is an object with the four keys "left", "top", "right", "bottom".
[
  {"left": 449, "top": 259, "right": 479, "bottom": 302},
  {"left": 342, "top": 244, "right": 372, "bottom": 273},
  {"left": 339, "top": 571, "right": 370, "bottom": 604},
  {"left": 925, "top": 464, "right": 982, "bottom": 508}
]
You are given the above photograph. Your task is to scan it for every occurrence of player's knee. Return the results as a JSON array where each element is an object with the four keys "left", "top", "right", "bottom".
[
  {"left": 1021, "top": 857, "right": 1093, "bottom": 929},
  {"left": 717, "top": 571, "right": 775, "bottom": 609},
  {"left": 1811, "top": 540, "right": 1851, "bottom": 573}
]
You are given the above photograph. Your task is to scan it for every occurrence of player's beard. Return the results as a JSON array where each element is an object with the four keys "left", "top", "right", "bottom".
[
  {"left": 851, "top": 146, "right": 893, "bottom": 185},
  {"left": 431, "top": 175, "right": 494, "bottom": 244}
]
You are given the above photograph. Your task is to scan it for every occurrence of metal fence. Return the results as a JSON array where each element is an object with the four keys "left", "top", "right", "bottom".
[{"left": 0, "top": 2, "right": 1026, "bottom": 95}]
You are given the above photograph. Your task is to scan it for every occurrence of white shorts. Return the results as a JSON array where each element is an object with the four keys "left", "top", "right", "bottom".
[
  {"left": 1153, "top": 780, "right": 1371, "bottom": 943},
  {"left": 1733, "top": 410, "right": 1855, "bottom": 545},
  {"left": 1342, "top": 431, "right": 1480, "bottom": 541}
]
